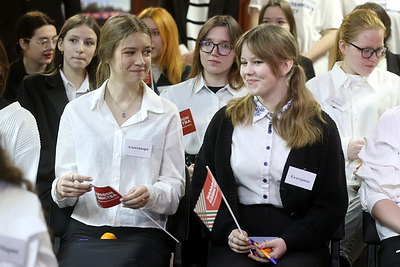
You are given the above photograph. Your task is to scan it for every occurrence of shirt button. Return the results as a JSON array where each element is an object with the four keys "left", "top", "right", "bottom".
[
  {"left": 268, "top": 130, "right": 272, "bottom": 134},
  {"left": 264, "top": 162, "right": 268, "bottom": 166},
  {"left": 263, "top": 178, "right": 267, "bottom": 183},
  {"left": 266, "top": 146, "right": 271, "bottom": 150},
  {"left": 115, "top": 152, "right": 120, "bottom": 157},
  {"left": 263, "top": 194, "right": 268, "bottom": 199}
]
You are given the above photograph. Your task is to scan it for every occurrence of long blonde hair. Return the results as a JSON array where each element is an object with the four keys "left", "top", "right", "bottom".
[
  {"left": 138, "top": 7, "right": 185, "bottom": 85},
  {"left": 227, "top": 24, "right": 324, "bottom": 148}
]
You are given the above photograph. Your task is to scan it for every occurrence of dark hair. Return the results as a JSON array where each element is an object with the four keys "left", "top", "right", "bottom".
[
  {"left": 15, "top": 11, "right": 56, "bottom": 53},
  {"left": 46, "top": 14, "right": 100, "bottom": 90},
  {"left": 0, "top": 40, "right": 9, "bottom": 97},
  {"left": 354, "top": 2, "right": 391, "bottom": 45},
  {"left": 0, "top": 146, "right": 33, "bottom": 192}
]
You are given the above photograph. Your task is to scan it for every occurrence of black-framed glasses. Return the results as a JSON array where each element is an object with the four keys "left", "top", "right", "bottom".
[
  {"left": 199, "top": 40, "right": 233, "bottom": 56},
  {"left": 348, "top": 42, "right": 387, "bottom": 59},
  {"left": 24, "top": 36, "right": 58, "bottom": 49}
]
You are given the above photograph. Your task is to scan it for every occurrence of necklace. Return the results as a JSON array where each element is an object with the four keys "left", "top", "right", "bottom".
[{"left": 107, "top": 87, "right": 141, "bottom": 118}]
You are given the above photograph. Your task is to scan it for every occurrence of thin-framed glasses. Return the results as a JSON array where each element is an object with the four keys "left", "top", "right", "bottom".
[
  {"left": 24, "top": 36, "right": 58, "bottom": 49},
  {"left": 199, "top": 40, "right": 233, "bottom": 56},
  {"left": 348, "top": 42, "right": 387, "bottom": 59}
]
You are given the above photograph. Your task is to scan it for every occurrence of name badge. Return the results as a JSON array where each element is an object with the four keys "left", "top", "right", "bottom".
[
  {"left": 285, "top": 166, "right": 316, "bottom": 191},
  {"left": 0, "top": 235, "right": 27, "bottom": 266},
  {"left": 326, "top": 96, "right": 347, "bottom": 112},
  {"left": 123, "top": 139, "right": 152, "bottom": 158}
]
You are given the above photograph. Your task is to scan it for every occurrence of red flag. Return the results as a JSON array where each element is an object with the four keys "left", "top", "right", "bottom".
[
  {"left": 194, "top": 167, "right": 223, "bottom": 231},
  {"left": 94, "top": 186, "right": 123, "bottom": 208},
  {"left": 179, "top": 108, "right": 197, "bottom": 135}
]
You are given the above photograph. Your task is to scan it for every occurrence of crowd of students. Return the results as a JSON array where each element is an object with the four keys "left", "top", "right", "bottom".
[{"left": 1, "top": 1, "right": 400, "bottom": 266}]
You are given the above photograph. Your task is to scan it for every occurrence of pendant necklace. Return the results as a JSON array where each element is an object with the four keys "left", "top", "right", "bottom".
[{"left": 107, "top": 87, "right": 141, "bottom": 118}]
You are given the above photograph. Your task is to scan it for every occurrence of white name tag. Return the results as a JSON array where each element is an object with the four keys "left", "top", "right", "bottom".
[
  {"left": 326, "top": 96, "right": 347, "bottom": 112},
  {"left": 285, "top": 166, "right": 316, "bottom": 191},
  {"left": 0, "top": 235, "right": 27, "bottom": 265},
  {"left": 123, "top": 139, "right": 152, "bottom": 158}
]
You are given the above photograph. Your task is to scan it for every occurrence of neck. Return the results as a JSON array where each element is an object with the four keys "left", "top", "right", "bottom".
[
  {"left": 23, "top": 57, "right": 46, "bottom": 74},
  {"left": 62, "top": 65, "right": 87, "bottom": 89},
  {"left": 257, "top": 83, "right": 288, "bottom": 112},
  {"left": 203, "top": 70, "right": 229, "bottom": 87}
]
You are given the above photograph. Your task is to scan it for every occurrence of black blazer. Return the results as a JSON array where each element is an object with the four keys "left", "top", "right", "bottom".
[
  {"left": 387, "top": 50, "right": 400, "bottom": 76},
  {"left": 17, "top": 72, "right": 68, "bottom": 185},
  {"left": 159, "top": 0, "right": 239, "bottom": 46},
  {"left": 299, "top": 55, "right": 315, "bottom": 81},
  {"left": 4, "top": 57, "right": 27, "bottom": 102}
]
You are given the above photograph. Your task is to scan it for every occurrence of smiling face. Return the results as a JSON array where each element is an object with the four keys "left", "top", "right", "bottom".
[
  {"left": 262, "top": 6, "right": 291, "bottom": 32},
  {"left": 141, "top": 17, "right": 163, "bottom": 61},
  {"left": 340, "top": 28, "right": 385, "bottom": 76},
  {"left": 240, "top": 43, "right": 291, "bottom": 108},
  {"left": 58, "top": 24, "right": 97, "bottom": 73},
  {"left": 109, "top": 32, "right": 152, "bottom": 85},
  {"left": 199, "top": 26, "right": 235, "bottom": 81},
  {"left": 22, "top": 24, "right": 57, "bottom": 66}
]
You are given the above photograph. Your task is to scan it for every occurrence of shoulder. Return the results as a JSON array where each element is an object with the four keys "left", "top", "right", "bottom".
[
  {"left": 160, "top": 78, "right": 195, "bottom": 99},
  {"left": 1, "top": 102, "right": 35, "bottom": 121}
]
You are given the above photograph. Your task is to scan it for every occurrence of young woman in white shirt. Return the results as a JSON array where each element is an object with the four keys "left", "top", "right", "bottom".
[
  {"left": 52, "top": 14, "right": 185, "bottom": 266},
  {"left": 161, "top": 15, "right": 246, "bottom": 172},
  {"left": 306, "top": 9, "right": 400, "bottom": 267}
]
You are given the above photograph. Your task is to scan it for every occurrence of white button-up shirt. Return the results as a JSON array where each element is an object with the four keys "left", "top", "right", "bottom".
[
  {"left": 231, "top": 97, "right": 290, "bottom": 207},
  {"left": 51, "top": 81, "right": 185, "bottom": 228},
  {"left": 357, "top": 106, "right": 400, "bottom": 240},
  {"left": 160, "top": 75, "right": 247, "bottom": 155},
  {"left": 307, "top": 62, "right": 400, "bottom": 187}
]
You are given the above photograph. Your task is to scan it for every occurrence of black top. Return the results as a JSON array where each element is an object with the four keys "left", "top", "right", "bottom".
[
  {"left": 299, "top": 55, "right": 315, "bottom": 81},
  {"left": 4, "top": 57, "right": 27, "bottom": 102},
  {"left": 387, "top": 50, "right": 400, "bottom": 76},
  {"left": 191, "top": 106, "right": 348, "bottom": 252}
]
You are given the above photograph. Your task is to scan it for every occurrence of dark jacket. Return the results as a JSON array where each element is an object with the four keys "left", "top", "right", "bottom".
[
  {"left": 191, "top": 107, "right": 348, "bottom": 252},
  {"left": 387, "top": 50, "right": 400, "bottom": 76},
  {"left": 4, "top": 57, "right": 27, "bottom": 102},
  {"left": 159, "top": 0, "right": 239, "bottom": 46},
  {"left": 300, "top": 55, "right": 315, "bottom": 81},
  {"left": 17, "top": 72, "right": 68, "bottom": 197}
]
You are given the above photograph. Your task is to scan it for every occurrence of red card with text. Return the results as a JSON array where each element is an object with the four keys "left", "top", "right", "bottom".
[
  {"left": 179, "top": 108, "right": 197, "bottom": 135},
  {"left": 94, "top": 186, "right": 123, "bottom": 208}
]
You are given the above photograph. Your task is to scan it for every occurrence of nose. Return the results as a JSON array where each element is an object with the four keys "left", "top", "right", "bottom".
[
  {"left": 134, "top": 53, "right": 146, "bottom": 66},
  {"left": 210, "top": 45, "right": 219, "bottom": 56},
  {"left": 242, "top": 64, "right": 254, "bottom": 75}
]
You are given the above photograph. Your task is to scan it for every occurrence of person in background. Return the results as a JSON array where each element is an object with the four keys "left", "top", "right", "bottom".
[
  {"left": 17, "top": 14, "right": 100, "bottom": 223},
  {"left": 0, "top": 39, "right": 40, "bottom": 186},
  {"left": 190, "top": 24, "right": 347, "bottom": 266},
  {"left": 3, "top": 11, "right": 57, "bottom": 102},
  {"left": 0, "top": 146, "right": 57, "bottom": 267},
  {"left": 51, "top": 13, "right": 185, "bottom": 266},
  {"left": 353, "top": 2, "right": 400, "bottom": 76},
  {"left": 248, "top": 0, "right": 343, "bottom": 75},
  {"left": 341, "top": 0, "right": 400, "bottom": 54},
  {"left": 138, "top": 7, "right": 191, "bottom": 95},
  {"left": 159, "top": 0, "right": 239, "bottom": 65},
  {"left": 258, "top": 0, "right": 315, "bottom": 80},
  {"left": 0, "top": 0, "right": 81, "bottom": 64},
  {"left": 357, "top": 106, "right": 400, "bottom": 266},
  {"left": 306, "top": 9, "right": 400, "bottom": 267}
]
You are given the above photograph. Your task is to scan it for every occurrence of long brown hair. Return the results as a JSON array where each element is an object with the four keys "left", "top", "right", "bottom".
[{"left": 227, "top": 24, "right": 324, "bottom": 148}]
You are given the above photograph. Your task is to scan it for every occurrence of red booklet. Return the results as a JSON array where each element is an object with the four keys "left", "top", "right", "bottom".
[
  {"left": 179, "top": 108, "right": 197, "bottom": 135},
  {"left": 94, "top": 186, "right": 123, "bottom": 208}
]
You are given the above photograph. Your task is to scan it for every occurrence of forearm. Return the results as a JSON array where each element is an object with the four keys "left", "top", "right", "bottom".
[
  {"left": 372, "top": 199, "right": 400, "bottom": 234},
  {"left": 249, "top": 8, "right": 260, "bottom": 29},
  {"left": 303, "top": 29, "right": 337, "bottom": 62}
]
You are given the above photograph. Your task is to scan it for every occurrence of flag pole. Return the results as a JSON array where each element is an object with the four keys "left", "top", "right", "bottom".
[{"left": 205, "top": 166, "right": 243, "bottom": 234}]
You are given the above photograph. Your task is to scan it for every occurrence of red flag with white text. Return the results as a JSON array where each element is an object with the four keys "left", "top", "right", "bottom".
[{"left": 194, "top": 167, "right": 223, "bottom": 231}]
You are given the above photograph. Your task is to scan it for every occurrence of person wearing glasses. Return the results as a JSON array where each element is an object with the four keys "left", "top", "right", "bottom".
[
  {"left": 160, "top": 15, "right": 245, "bottom": 266},
  {"left": 17, "top": 14, "right": 100, "bottom": 224},
  {"left": 4, "top": 11, "right": 57, "bottom": 102},
  {"left": 306, "top": 9, "right": 400, "bottom": 267}
]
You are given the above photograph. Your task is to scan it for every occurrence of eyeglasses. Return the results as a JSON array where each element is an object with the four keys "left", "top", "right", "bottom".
[
  {"left": 348, "top": 42, "right": 387, "bottom": 59},
  {"left": 199, "top": 40, "right": 233, "bottom": 56},
  {"left": 24, "top": 36, "right": 58, "bottom": 49}
]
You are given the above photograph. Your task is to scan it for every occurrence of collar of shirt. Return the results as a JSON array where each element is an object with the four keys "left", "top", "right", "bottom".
[
  {"left": 60, "top": 69, "right": 90, "bottom": 101},
  {"left": 253, "top": 96, "right": 292, "bottom": 122},
  {"left": 89, "top": 80, "right": 165, "bottom": 123},
  {"left": 332, "top": 62, "right": 378, "bottom": 93},
  {"left": 192, "top": 74, "right": 237, "bottom": 96}
]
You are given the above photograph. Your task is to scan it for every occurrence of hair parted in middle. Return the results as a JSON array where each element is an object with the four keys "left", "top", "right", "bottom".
[
  {"left": 189, "top": 15, "right": 244, "bottom": 90},
  {"left": 227, "top": 24, "right": 324, "bottom": 148},
  {"left": 96, "top": 13, "right": 151, "bottom": 87}
]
